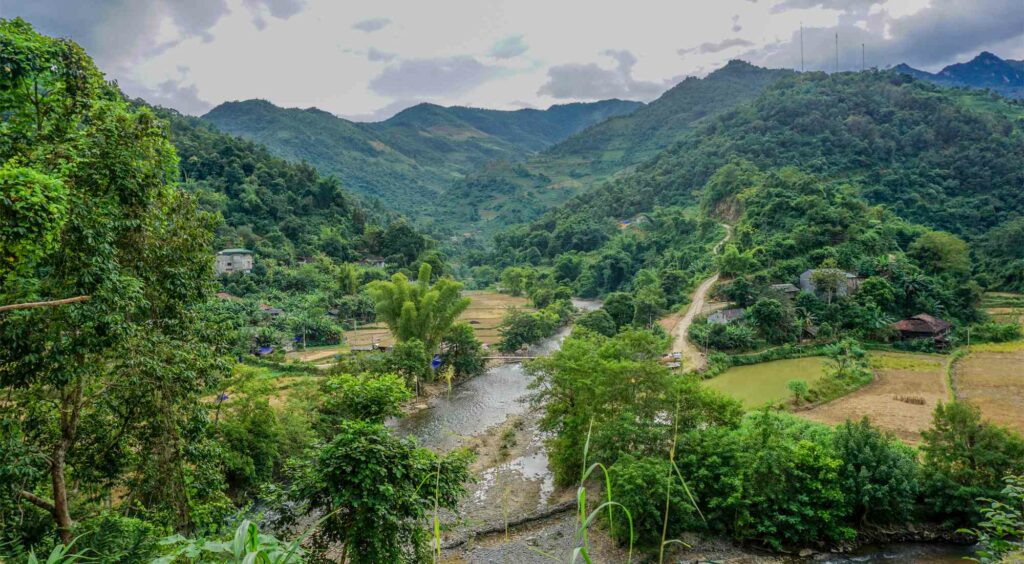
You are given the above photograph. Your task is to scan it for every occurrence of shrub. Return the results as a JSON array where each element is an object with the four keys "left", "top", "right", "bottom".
[
  {"left": 919, "top": 402, "right": 1024, "bottom": 526},
  {"left": 729, "top": 412, "right": 854, "bottom": 550},
  {"left": 608, "top": 454, "right": 700, "bottom": 546},
  {"left": 833, "top": 418, "right": 919, "bottom": 525}
]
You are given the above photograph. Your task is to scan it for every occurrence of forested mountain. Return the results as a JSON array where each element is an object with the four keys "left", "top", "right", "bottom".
[
  {"left": 440, "top": 61, "right": 794, "bottom": 232},
  {"left": 493, "top": 70, "right": 1024, "bottom": 291},
  {"left": 154, "top": 108, "right": 378, "bottom": 263},
  {"left": 894, "top": 51, "right": 1024, "bottom": 99},
  {"left": 201, "top": 98, "right": 641, "bottom": 214}
]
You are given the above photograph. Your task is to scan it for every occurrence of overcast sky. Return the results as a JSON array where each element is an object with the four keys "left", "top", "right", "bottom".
[{"left": 2, "top": 0, "right": 1022, "bottom": 120}]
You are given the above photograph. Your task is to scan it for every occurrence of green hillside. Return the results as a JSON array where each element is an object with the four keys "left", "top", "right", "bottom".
[
  {"left": 201, "top": 98, "right": 641, "bottom": 215},
  {"left": 491, "top": 70, "right": 1024, "bottom": 291},
  {"left": 154, "top": 107, "right": 427, "bottom": 266},
  {"left": 441, "top": 61, "right": 794, "bottom": 233}
]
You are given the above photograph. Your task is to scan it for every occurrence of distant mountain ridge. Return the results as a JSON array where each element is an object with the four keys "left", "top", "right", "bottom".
[
  {"left": 438, "top": 60, "right": 795, "bottom": 233},
  {"left": 201, "top": 98, "right": 642, "bottom": 213},
  {"left": 893, "top": 51, "right": 1024, "bottom": 98}
]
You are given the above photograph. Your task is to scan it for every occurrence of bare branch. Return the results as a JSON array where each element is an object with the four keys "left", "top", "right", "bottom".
[
  {"left": 18, "top": 490, "right": 55, "bottom": 513},
  {"left": 0, "top": 296, "right": 91, "bottom": 313}
]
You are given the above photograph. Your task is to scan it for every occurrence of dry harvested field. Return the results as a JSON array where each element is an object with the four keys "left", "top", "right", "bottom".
[
  {"left": 285, "top": 291, "right": 531, "bottom": 361},
  {"left": 797, "top": 352, "right": 948, "bottom": 444},
  {"left": 955, "top": 341, "right": 1024, "bottom": 435}
]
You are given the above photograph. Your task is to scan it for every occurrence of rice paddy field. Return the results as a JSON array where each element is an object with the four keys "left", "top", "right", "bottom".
[
  {"left": 286, "top": 291, "right": 532, "bottom": 362},
  {"left": 703, "top": 357, "right": 827, "bottom": 409},
  {"left": 954, "top": 340, "right": 1024, "bottom": 436},
  {"left": 981, "top": 292, "right": 1024, "bottom": 325},
  {"left": 798, "top": 352, "right": 947, "bottom": 444}
]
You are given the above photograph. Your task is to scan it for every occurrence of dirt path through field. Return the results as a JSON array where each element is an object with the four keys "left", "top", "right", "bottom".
[{"left": 670, "top": 224, "right": 731, "bottom": 371}]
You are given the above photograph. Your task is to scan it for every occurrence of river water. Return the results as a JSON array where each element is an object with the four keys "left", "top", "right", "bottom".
[{"left": 390, "top": 298, "right": 601, "bottom": 452}]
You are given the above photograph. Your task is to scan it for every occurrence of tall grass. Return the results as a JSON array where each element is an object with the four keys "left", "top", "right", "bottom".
[{"left": 572, "top": 419, "right": 634, "bottom": 564}]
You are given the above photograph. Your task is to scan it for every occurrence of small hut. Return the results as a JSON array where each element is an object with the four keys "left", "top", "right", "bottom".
[{"left": 891, "top": 313, "right": 951, "bottom": 342}]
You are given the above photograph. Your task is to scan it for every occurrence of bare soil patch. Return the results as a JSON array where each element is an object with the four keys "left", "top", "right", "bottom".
[
  {"left": 798, "top": 352, "right": 947, "bottom": 444},
  {"left": 956, "top": 342, "right": 1024, "bottom": 435}
]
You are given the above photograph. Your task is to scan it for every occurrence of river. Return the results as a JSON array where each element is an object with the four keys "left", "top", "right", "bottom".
[{"left": 388, "top": 297, "right": 975, "bottom": 562}]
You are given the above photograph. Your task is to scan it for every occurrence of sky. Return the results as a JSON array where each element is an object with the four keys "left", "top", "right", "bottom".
[{"left": 2, "top": 0, "right": 1022, "bottom": 120}]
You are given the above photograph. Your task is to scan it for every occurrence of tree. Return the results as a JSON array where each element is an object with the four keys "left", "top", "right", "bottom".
[
  {"left": 386, "top": 339, "right": 432, "bottom": 391},
  {"left": 729, "top": 412, "right": 854, "bottom": 550},
  {"left": 440, "top": 323, "right": 486, "bottom": 379},
  {"left": 856, "top": 276, "right": 896, "bottom": 312},
  {"left": 750, "top": 298, "right": 796, "bottom": 344},
  {"left": 919, "top": 402, "right": 1024, "bottom": 526},
  {"left": 832, "top": 418, "right": 918, "bottom": 525},
  {"left": 366, "top": 263, "right": 470, "bottom": 353},
  {"left": 717, "top": 245, "right": 757, "bottom": 276},
  {"left": 824, "top": 338, "right": 868, "bottom": 379},
  {"left": 909, "top": 231, "right": 971, "bottom": 277},
  {"left": 319, "top": 372, "right": 411, "bottom": 429},
  {"left": 292, "top": 421, "right": 472, "bottom": 562},
  {"left": 787, "top": 379, "right": 808, "bottom": 404},
  {"left": 497, "top": 307, "right": 558, "bottom": 353},
  {"left": 527, "top": 330, "right": 742, "bottom": 485},
  {"left": 575, "top": 309, "right": 617, "bottom": 337},
  {"left": 499, "top": 266, "right": 528, "bottom": 296},
  {"left": 602, "top": 292, "right": 636, "bottom": 330},
  {"left": 811, "top": 268, "right": 847, "bottom": 304},
  {"left": 0, "top": 20, "right": 229, "bottom": 542}
]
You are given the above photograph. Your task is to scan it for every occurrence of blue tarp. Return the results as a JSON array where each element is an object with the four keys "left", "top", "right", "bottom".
[
  {"left": 431, "top": 354, "right": 443, "bottom": 370},
  {"left": 256, "top": 346, "right": 274, "bottom": 356}
]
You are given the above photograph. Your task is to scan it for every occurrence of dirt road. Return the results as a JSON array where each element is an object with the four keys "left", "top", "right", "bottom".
[{"left": 670, "top": 225, "right": 731, "bottom": 372}]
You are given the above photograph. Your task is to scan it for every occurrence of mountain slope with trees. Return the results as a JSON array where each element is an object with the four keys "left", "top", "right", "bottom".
[
  {"left": 201, "top": 98, "right": 641, "bottom": 215},
  {"left": 507, "top": 70, "right": 1024, "bottom": 289},
  {"left": 439, "top": 61, "right": 795, "bottom": 233}
]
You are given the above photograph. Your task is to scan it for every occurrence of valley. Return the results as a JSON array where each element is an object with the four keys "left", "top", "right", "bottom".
[{"left": 3, "top": 13, "right": 1024, "bottom": 564}]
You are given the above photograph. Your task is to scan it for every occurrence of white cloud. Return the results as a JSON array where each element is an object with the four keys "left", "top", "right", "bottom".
[{"left": 5, "top": 0, "right": 1021, "bottom": 118}]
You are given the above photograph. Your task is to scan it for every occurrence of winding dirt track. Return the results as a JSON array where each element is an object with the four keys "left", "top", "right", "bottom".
[{"left": 670, "top": 225, "right": 732, "bottom": 372}]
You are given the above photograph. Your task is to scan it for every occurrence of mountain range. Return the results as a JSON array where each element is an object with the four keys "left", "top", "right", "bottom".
[
  {"left": 893, "top": 51, "right": 1024, "bottom": 99},
  {"left": 202, "top": 98, "right": 641, "bottom": 214},
  {"left": 199, "top": 50, "right": 1024, "bottom": 240}
]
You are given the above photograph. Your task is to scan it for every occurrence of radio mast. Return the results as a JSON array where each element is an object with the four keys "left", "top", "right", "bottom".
[{"left": 800, "top": 23, "right": 804, "bottom": 71}]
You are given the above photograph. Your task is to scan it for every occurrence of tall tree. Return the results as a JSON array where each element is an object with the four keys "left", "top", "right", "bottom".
[
  {"left": 366, "top": 263, "right": 470, "bottom": 352},
  {"left": 0, "top": 19, "right": 227, "bottom": 542}
]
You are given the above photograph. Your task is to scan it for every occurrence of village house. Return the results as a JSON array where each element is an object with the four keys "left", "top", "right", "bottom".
[
  {"left": 798, "top": 269, "right": 863, "bottom": 299},
  {"left": 259, "top": 303, "right": 284, "bottom": 318},
  {"left": 769, "top": 283, "right": 800, "bottom": 299},
  {"left": 708, "top": 308, "right": 746, "bottom": 325},
  {"left": 215, "top": 248, "right": 253, "bottom": 275},
  {"left": 358, "top": 255, "right": 387, "bottom": 269},
  {"left": 891, "top": 313, "right": 952, "bottom": 342}
]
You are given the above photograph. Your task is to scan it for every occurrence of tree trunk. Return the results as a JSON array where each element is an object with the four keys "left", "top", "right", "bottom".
[
  {"left": 51, "top": 441, "right": 73, "bottom": 545},
  {"left": 52, "top": 381, "right": 83, "bottom": 545}
]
